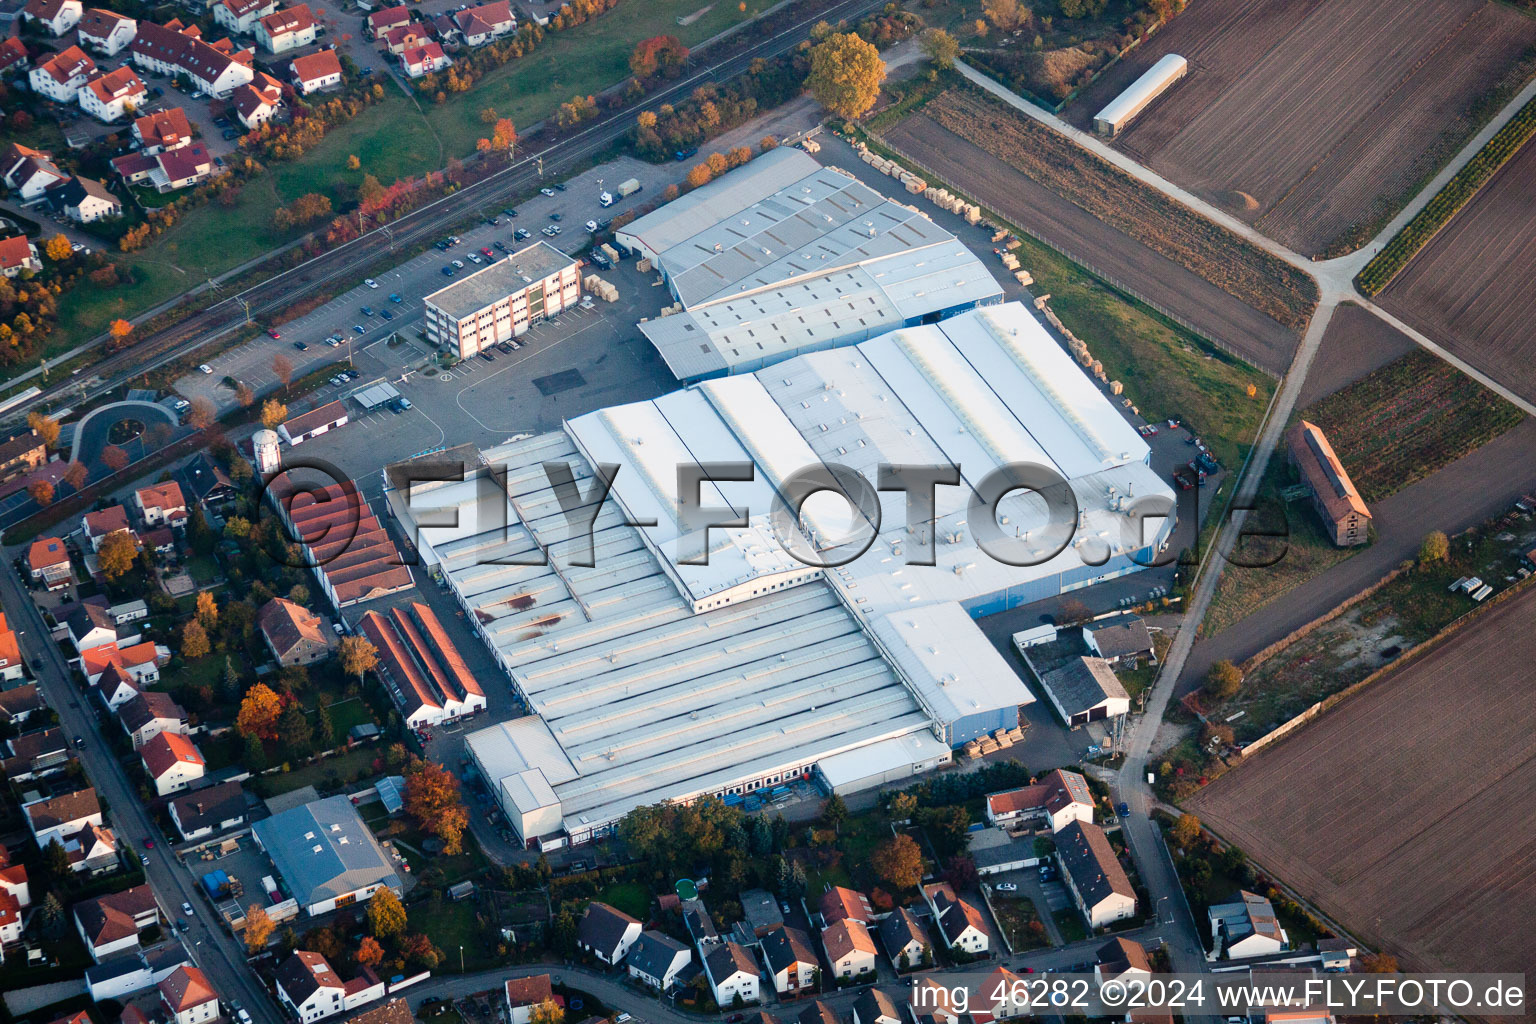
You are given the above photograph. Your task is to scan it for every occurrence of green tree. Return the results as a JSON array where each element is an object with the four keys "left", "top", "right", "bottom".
[
  {"left": 805, "top": 32, "right": 886, "bottom": 120},
  {"left": 243, "top": 731, "right": 268, "bottom": 772},
  {"left": 823, "top": 793, "right": 848, "bottom": 832},
  {"left": 39, "top": 892, "right": 65, "bottom": 936},
  {"left": 919, "top": 27, "right": 960, "bottom": 69},
  {"left": 886, "top": 791, "right": 918, "bottom": 821},
  {"left": 277, "top": 701, "right": 313, "bottom": 758},
  {"left": 42, "top": 838, "right": 71, "bottom": 879}
]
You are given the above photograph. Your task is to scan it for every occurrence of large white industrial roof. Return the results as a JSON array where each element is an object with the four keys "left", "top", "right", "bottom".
[
  {"left": 1094, "top": 53, "right": 1188, "bottom": 130},
  {"left": 870, "top": 604, "right": 1034, "bottom": 725}
]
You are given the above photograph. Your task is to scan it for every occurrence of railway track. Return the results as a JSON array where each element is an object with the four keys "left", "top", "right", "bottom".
[{"left": 26, "top": 0, "right": 887, "bottom": 415}]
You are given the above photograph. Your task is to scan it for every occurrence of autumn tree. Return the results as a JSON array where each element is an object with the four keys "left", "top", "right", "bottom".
[
  {"left": 181, "top": 619, "right": 211, "bottom": 660},
  {"left": 235, "top": 383, "right": 255, "bottom": 408},
  {"left": 196, "top": 591, "right": 219, "bottom": 631},
  {"left": 108, "top": 319, "right": 133, "bottom": 347},
  {"left": 685, "top": 163, "right": 712, "bottom": 189},
  {"left": 630, "top": 34, "right": 689, "bottom": 79},
  {"left": 27, "top": 479, "right": 54, "bottom": 506},
  {"left": 1360, "top": 952, "right": 1399, "bottom": 973},
  {"left": 27, "top": 411, "right": 60, "bottom": 448},
  {"left": 97, "top": 530, "right": 138, "bottom": 580},
  {"left": 492, "top": 117, "right": 517, "bottom": 152},
  {"left": 272, "top": 353, "right": 294, "bottom": 392},
  {"left": 245, "top": 904, "right": 276, "bottom": 951},
  {"left": 1419, "top": 530, "right": 1448, "bottom": 564},
  {"left": 338, "top": 635, "right": 378, "bottom": 683},
  {"left": 346, "top": 154, "right": 361, "bottom": 170},
  {"left": 886, "top": 791, "right": 918, "bottom": 821},
  {"left": 920, "top": 28, "right": 960, "bottom": 69},
  {"left": 101, "top": 445, "right": 130, "bottom": 472},
  {"left": 274, "top": 192, "right": 333, "bottom": 231},
  {"left": 356, "top": 936, "right": 385, "bottom": 967},
  {"left": 1205, "top": 659, "right": 1243, "bottom": 700},
  {"left": 530, "top": 1000, "right": 565, "bottom": 1024},
  {"left": 44, "top": 234, "right": 72, "bottom": 262},
  {"left": 806, "top": 32, "right": 886, "bottom": 120},
  {"left": 983, "top": 0, "right": 1029, "bottom": 33},
  {"left": 236, "top": 682, "right": 284, "bottom": 741},
  {"left": 871, "top": 833, "right": 923, "bottom": 890},
  {"left": 260, "top": 399, "right": 288, "bottom": 430},
  {"left": 366, "top": 886, "right": 408, "bottom": 939},
  {"left": 188, "top": 396, "right": 217, "bottom": 431},
  {"left": 403, "top": 757, "right": 469, "bottom": 855},
  {"left": 1168, "top": 812, "right": 1201, "bottom": 848},
  {"left": 62, "top": 461, "right": 88, "bottom": 490}
]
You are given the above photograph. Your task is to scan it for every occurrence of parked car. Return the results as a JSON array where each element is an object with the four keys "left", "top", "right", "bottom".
[
  {"left": 442, "top": 266, "right": 455, "bottom": 276},
  {"left": 380, "top": 309, "right": 394, "bottom": 321},
  {"left": 182, "top": 902, "right": 194, "bottom": 916},
  {"left": 540, "top": 187, "right": 555, "bottom": 197},
  {"left": 585, "top": 220, "right": 599, "bottom": 232},
  {"left": 198, "top": 363, "right": 213, "bottom": 374},
  {"left": 364, "top": 278, "right": 378, "bottom": 288},
  {"left": 266, "top": 328, "right": 281, "bottom": 338},
  {"left": 452, "top": 259, "right": 464, "bottom": 268},
  {"left": 361, "top": 306, "right": 375, "bottom": 317},
  {"left": 514, "top": 228, "right": 531, "bottom": 240},
  {"left": 995, "top": 882, "right": 1017, "bottom": 892},
  {"left": 221, "top": 128, "right": 239, "bottom": 140},
  {"left": 352, "top": 325, "right": 366, "bottom": 334},
  {"left": 493, "top": 241, "right": 508, "bottom": 252},
  {"left": 389, "top": 293, "right": 403, "bottom": 303},
  {"left": 435, "top": 240, "right": 451, "bottom": 250},
  {"left": 553, "top": 182, "right": 567, "bottom": 191},
  {"left": 480, "top": 350, "right": 495, "bottom": 361},
  {"left": 480, "top": 247, "right": 493, "bottom": 258},
  {"left": 292, "top": 340, "right": 307, "bottom": 350},
  {"left": 503, "top": 208, "right": 518, "bottom": 218},
  {"left": 549, "top": 212, "right": 562, "bottom": 221},
  {"left": 466, "top": 253, "right": 482, "bottom": 264},
  {"left": 1117, "top": 801, "right": 1131, "bottom": 818}
]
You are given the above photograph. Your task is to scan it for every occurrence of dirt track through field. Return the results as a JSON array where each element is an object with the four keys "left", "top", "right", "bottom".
[
  {"left": 882, "top": 114, "right": 1300, "bottom": 374},
  {"left": 1190, "top": 585, "right": 1536, "bottom": 978},
  {"left": 1379, "top": 137, "right": 1536, "bottom": 408},
  {"left": 1295, "top": 302, "right": 1416, "bottom": 408},
  {"left": 1067, "top": 0, "right": 1536, "bottom": 255}
]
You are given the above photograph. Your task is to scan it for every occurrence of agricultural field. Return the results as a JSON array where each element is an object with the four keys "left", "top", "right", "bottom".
[
  {"left": 1065, "top": 0, "right": 1536, "bottom": 256},
  {"left": 880, "top": 89, "right": 1311, "bottom": 370},
  {"left": 1300, "top": 349, "right": 1527, "bottom": 504},
  {"left": 1295, "top": 302, "right": 1415, "bottom": 408},
  {"left": 1189, "top": 585, "right": 1536, "bottom": 977},
  {"left": 1379, "top": 134, "right": 1536, "bottom": 408}
]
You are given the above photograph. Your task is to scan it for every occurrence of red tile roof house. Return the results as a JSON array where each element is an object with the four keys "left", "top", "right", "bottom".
[
  {"left": 82, "top": 504, "right": 134, "bottom": 551},
  {"left": 0, "top": 235, "right": 42, "bottom": 278},
  {"left": 21, "top": 0, "right": 81, "bottom": 35},
  {"left": 230, "top": 70, "right": 284, "bottom": 128},
  {"left": 130, "top": 19, "right": 255, "bottom": 99},
  {"left": 255, "top": 3, "right": 318, "bottom": 54},
  {"left": 0, "top": 37, "right": 30, "bottom": 76},
  {"left": 73, "top": 883, "right": 159, "bottom": 961},
  {"left": 23, "top": 786, "right": 102, "bottom": 846},
  {"left": 366, "top": 5, "right": 411, "bottom": 38},
  {"left": 258, "top": 596, "right": 332, "bottom": 666},
  {"left": 118, "top": 689, "right": 188, "bottom": 747},
  {"left": 819, "top": 886, "right": 874, "bottom": 926},
  {"left": 140, "top": 730, "right": 205, "bottom": 796},
  {"left": 133, "top": 107, "right": 194, "bottom": 153},
  {"left": 160, "top": 964, "right": 220, "bottom": 1024},
  {"left": 452, "top": 0, "right": 515, "bottom": 46},
  {"left": 27, "top": 45, "right": 96, "bottom": 103},
  {"left": 84, "top": 639, "right": 164, "bottom": 696},
  {"left": 290, "top": 48, "right": 342, "bottom": 94},
  {"left": 1, "top": 143, "right": 69, "bottom": 200},
  {"left": 213, "top": 0, "right": 278, "bottom": 35},
  {"left": 78, "top": 64, "right": 148, "bottom": 122},
  {"left": 77, "top": 7, "right": 138, "bottom": 55},
  {"left": 381, "top": 22, "right": 429, "bottom": 55},
  {"left": 984, "top": 768, "right": 1095, "bottom": 833},
  {"left": 400, "top": 41, "right": 449, "bottom": 78},
  {"left": 133, "top": 480, "right": 189, "bottom": 528},
  {"left": 505, "top": 975, "right": 554, "bottom": 1024}
]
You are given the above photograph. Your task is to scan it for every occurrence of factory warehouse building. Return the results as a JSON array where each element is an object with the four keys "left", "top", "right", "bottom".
[
  {"left": 386, "top": 302, "right": 1176, "bottom": 848},
  {"left": 617, "top": 147, "right": 1003, "bottom": 380},
  {"left": 423, "top": 240, "right": 580, "bottom": 358}
]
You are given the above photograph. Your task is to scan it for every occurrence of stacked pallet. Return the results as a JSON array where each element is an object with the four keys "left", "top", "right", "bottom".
[
  {"left": 636, "top": 258, "right": 653, "bottom": 273},
  {"left": 1001, "top": 253, "right": 1020, "bottom": 271},
  {"left": 1015, "top": 271, "right": 1034, "bottom": 287},
  {"left": 598, "top": 243, "right": 620, "bottom": 264},
  {"left": 582, "top": 275, "right": 619, "bottom": 303}
]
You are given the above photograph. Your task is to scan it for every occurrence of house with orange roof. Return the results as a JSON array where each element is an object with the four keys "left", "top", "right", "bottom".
[
  {"left": 26, "top": 537, "right": 70, "bottom": 589},
  {"left": 134, "top": 480, "right": 188, "bottom": 527},
  {"left": 82, "top": 504, "right": 133, "bottom": 551},
  {"left": 0, "top": 235, "right": 42, "bottom": 278},
  {"left": 78, "top": 64, "right": 148, "bottom": 122},
  {"left": 140, "top": 730, "right": 204, "bottom": 795},
  {"left": 22, "top": 0, "right": 81, "bottom": 35},
  {"left": 922, "top": 882, "right": 990, "bottom": 955},
  {"left": 821, "top": 917, "right": 877, "bottom": 980},
  {"left": 255, "top": 3, "right": 316, "bottom": 53},
  {"left": 290, "top": 48, "right": 342, "bottom": 94},
  {"left": 213, "top": 0, "right": 277, "bottom": 34},
  {"left": 84, "top": 639, "right": 163, "bottom": 691},
  {"left": 230, "top": 70, "right": 284, "bottom": 128},
  {"left": 0, "top": 845, "right": 31, "bottom": 909},
  {"left": 28, "top": 44, "right": 96, "bottom": 102},
  {"left": 0, "top": 611, "right": 22, "bottom": 682},
  {"left": 160, "top": 964, "right": 219, "bottom": 1024},
  {"left": 400, "top": 41, "right": 448, "bottom": 77},
  {"left": 1286, "top": 420, "right": 1371, "bottom": 547},
  {"left": 77, "top": 7, "right": 138, "bottom": 55},
  {"left": 133, "top": 107, "right": 194, "bottom": 153},
  {"left": 0, "top": 37, "right": 29, "bottom": 77},
  {"left": 984, "top": 768, "right": 1095, "bottom": 833}
]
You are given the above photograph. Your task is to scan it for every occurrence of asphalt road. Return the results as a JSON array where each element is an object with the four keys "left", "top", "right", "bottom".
[
  {"left": 0, "top": 569, "right": 284, "bottom": 1022},
  {"left": 13, "top": 0, "right": 894, "bottom": 424}
]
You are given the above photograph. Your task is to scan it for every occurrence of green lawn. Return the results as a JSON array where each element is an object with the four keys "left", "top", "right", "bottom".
[
  {"left": 314, "top": 696, "right": 376, "bottom": 742},
  {"left": 599, "top": 881, "right": 653, "bottom": 920},
  {"left": 185, "top": 555, "right": 219, "bottom": 584},
  {"left": 250, "top": 743, "right": 378, "bottom": 797},
  {"left": 1052, "top": 908, "right": 1087, "bottom": 943},
  {"left": 406, "top": 898, "right": 496, "bottom": 971}
]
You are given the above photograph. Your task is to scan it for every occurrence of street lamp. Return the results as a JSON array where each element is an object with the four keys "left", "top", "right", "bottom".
[{"left": 459, "top": 945, "right": 465, "bottom": 972}]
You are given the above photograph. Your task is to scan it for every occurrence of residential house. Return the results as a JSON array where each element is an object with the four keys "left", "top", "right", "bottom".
[
  {"left": 0, "top": 427, "right": 46, "bottom": 482},
  {"left": 118, "top": 689, "right": 188, "bottom": 748},
  {"left": 160, "top": 964, "right": 219, "bottom": 1024},
  {"left": 1082, "top": 615, "right": 1155, "bottom": 667},
  {"left": 704, "top": 941, "right": 760, "bottom": 1006},
  {"left": 258, "top": 597, "right": 332, "bottom": 666},
  {"left": 1096, "top": 937, "right": 1152, "bottom": 983},
  {"left": 740, "top": 888, "right": 784, "bottom": 937},
  {"left": 984, "top": 769, "right": 1095, "bottom": 833},
  {"left": 178, "top": 451, "right": 238, "bottom": 507},
  {"left": 0, "top": 235, "right": 42, "bottom": 277},
  {"left": 877, "top": 907, "right": 927, "bottom": 970},
  {"left": 130, "top": 20, "right": 255, "bottom": 98},
  {"left": 1286, "top": 420, "right": 1371, "bottom": 547},
  {"left": 365, "top": 5, "right": 410, "bottom": 37},
  {"left": 1209, "top": 891, "right": 1287, "bottom": 960},
  {"left": 84, "top": 943, "right": 195, "bottom": 1003},
  {"left": 140, "top": 730, "right": 205, "bottom": 795},
  {"left": 87, "top": 642, "right": 165, "bottom": 697},
  {"left": 1056, "top": 820, "right": 1137, "bottom": 929},
  {"left": 28, "top": 45, "right": 97, "bottom": 103},
  {"left": 0, "top": 612, "right": 22, "bottom": 682},
  {"left": 83, "top": 505, "right": 133, "bottom": 550},
  {"left": 821, "top": 918, "right": 877, "bottom": 981},
  {"left": 909, "top": 978, "right": 960, "bottom": 1024},
  {"left": 276, "top": 950, "right": 367, "bottom": 1022},
  {"left": 1, "top": 143, "right": 67, "bottom": 200},
  {"left": 626, "top": 931, "right": 691, "bottom": 991},
  {"left": 348, "top": 1000, "right": 416, "bottom": 1024},
  {"left": 685, "top": 902, "right": 720, "bottom": 949},
  {"left": 133, "top": 107, "right": 194, "bottom": 153},
  {"left": 168, "top": 780, "right": 247, "bottom": 841},
  {"left": 56, "top": 174, "right": 122, "bottom": 222},
  {"left": 65, "top": 600, "right": 119, "bottom": 654},
  {"left": 79, "top": 65, "right": 149, "bottom": 122},
  {"left": 0, "top": 684, "right": 46, "bottom": 727},
  {"left": 77, "top": 8, "right": 138, "bottom": 55},
  {"left": 0, "top": 846, "right": 31, "bottom": 910},
  {"left": 290, "top": 48, "right": 342, "bottom": 93},
  {"left": 21, "top": 0, "right": 81, "bottom": 35},
  {"left": 0, "top": 886, "right": 21, "bottom": 946},
  {"left": 852, "top": 989, "right": 902, "bottom": 1024},
  {"left": 2, "top": 727, "right": 69, "bottom": 781},
  {"left": 819, "top": 886, "right": 873, "bottom": 927},
  {"left": 74, "top": 884, "right": 159, "bottom": 961},
  {"left": 27, "top": 536, "right": 70, "bottom": 588},
  {"left": 380, "top": 22, "right": 429, "bottom": 54},
  {"left": 115, "top": 140, "right": 213, "bottom": 192},
  {"left": 61, "top": 821, "right": 119, "bottom": 873},
  {"left": 255, "top": 3, "right": 317, "bottom": 52},
  {"left": 798, "top": 1002, "right": 839, "bottom": 1024},
  {"left": 134, "top": 480, "right": 189, "bottom": 527},
  {"left": 230, "top": 71, "right": 283, "bottom": 128},
  {"left": 213, "top": 0, "right": 278, "bottom": 35},
  {"left": 975, "top": 966, "right": 1029, "bottom": 1020},
  {"left": 451, "top": 0, "right": 514, "bottom": 46},
  {"left": 399, "top": 41, "right": 448, "bottom": 77},
  {"left": 923, "top": 884, "right": 988, "bottom": 956},
  {"left": 761, "top": 924, "right": 817, "bottom": 997},
  {"left": 576, "top": 901, "right": 642, "bottom": 964},
  {"left": 504, "top": 975, "right": 554, "bottom": 1024},
  {"left": 0, "top": 38, "right": 29, "bottom": 76}
]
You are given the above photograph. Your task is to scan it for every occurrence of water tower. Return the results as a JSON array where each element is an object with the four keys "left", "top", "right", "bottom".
[{"left": 252, "top": 428, "right": 281, "bottom": 475}]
